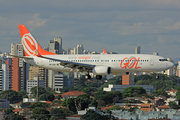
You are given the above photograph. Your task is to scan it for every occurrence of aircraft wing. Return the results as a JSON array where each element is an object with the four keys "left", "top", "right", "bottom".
[{"left": 42, "top": 56, "right": 95, "bottom": 72}]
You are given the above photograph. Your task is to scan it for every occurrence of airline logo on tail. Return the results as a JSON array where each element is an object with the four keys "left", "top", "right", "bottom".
[
  {"left": 22, "top": 33, "right": 39, "bottom": 56},
  {"left": 19, "top": 25, "right": 57, "bottom": 56}
]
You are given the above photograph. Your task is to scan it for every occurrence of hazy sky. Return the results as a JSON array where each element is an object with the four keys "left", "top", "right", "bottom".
[{"left": 1, "top": 0, "right": 180, "bottom": 61}]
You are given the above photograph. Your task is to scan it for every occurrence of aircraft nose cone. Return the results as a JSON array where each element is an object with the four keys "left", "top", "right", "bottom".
[{"left": 168, "top": 62, "right": 174, "bottom": 68}]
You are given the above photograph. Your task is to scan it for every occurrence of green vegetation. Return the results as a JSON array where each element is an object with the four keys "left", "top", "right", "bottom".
[
  {"left": 122, "top": 86, "right": 146, "bottom": 98},
  {"left": 94, "top": 90, "right": 122, "bottom": 104},
  {"left": 169, "top": 101, "right": 179, "bottom": 110},
  {"left": 81, "top": 110, "right": 109, "bottom": 120},
  {"left": 151, "top": 89, "right": 169, "bottom": 97},
  {"left": 135, "top": 73, "right": 178, "bottom": 91},
  {"left": 30, "top": 107, "right": 50, "bottom": 120},
  {"left": 50, "top": 108, "right": 73, "bottom": 120},
  {"left": 0, "top": 90, "right": 28, "bottom": 103},
  {"left": 4, "top": 108, "right": 25, "bottom": 120}
]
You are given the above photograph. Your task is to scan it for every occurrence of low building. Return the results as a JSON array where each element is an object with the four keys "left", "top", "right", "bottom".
[
  {"left": 0, "top": 99, "right": 9, "bottom": 111},
  {"left": 103, "top": 84, "right": 155, "bottom": 94},
  {"left": 156, "top": 105, "right": 170, "bottom": 111},
  {"left": 26, "top": 77, "right": 44, "bottom": 96},
  {"left": 61, "top": 91, "right": 85, "bottom": 99},
  {"left": 167, "top": 90, "right": 177, "bottom": 97}
]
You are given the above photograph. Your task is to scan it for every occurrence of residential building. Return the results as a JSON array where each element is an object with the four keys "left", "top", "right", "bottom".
[
  {"left": 61, "top": 91, "right": 85, "bottom": 99},
  {"left": 2, "top": 58, "right": 21, "bottom": 91},
  {"left": 11, "top": 43, "right": 29, "bottom": 90},
  {"left": 167, "top": 90, "right": 177, "bottom": 97}
]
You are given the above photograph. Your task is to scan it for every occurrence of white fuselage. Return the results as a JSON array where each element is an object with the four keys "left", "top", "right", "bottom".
[{"left": 24, "top": 54, "right": 174, "bottom": 75}]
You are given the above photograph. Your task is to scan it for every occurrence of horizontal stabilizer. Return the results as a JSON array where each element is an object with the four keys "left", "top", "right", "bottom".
[{"left": 5, "top": 54, "right": 33, "bottom": 59}]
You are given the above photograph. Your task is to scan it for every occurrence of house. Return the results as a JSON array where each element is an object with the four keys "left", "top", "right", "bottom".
[
  {"left": 165, "top": 97, "right": 178, "bottom": 105},
  {"left": 156, "top": 105, "right": 170, "bottom": 111},
  {"left": 140, "top": 104, "right": 155, "bottom": 112},
  {"left": 61, "top": 91, "right": 85, "bottom": 99},
  {"left": 167, "top": 90, "right": 178, "bottom": 97}
]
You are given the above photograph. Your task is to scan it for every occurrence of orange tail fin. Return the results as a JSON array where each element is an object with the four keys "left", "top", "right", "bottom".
[
  {"left": 103, "top": 48, "right": 107, "bottom": 54},
  {"left": 19, "top": 25, "right": 57, "bottom": 56}
]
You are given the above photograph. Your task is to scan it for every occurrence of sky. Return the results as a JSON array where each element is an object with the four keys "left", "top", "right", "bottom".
[{"left": 1, "top": 0, "right": 180, "bottom": 62}]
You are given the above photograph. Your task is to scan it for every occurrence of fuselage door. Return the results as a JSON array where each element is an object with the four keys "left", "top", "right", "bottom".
[
  {"left": 150, "top": 57, "right": 154, "bottom": 66},
  {"left": 41, "top": 60, "right": 45, "bottom": 66}
]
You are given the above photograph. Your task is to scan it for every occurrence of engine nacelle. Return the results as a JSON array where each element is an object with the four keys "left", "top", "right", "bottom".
[{"left": 92, "top": 66, "right": 111, "bottom": 75}]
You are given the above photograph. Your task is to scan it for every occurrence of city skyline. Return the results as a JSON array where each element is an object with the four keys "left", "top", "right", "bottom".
[{"left": 0, "top": 1, "right": 180, "bottom": 60}]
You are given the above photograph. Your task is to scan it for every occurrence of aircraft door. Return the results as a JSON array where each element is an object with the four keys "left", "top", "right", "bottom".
[
  {"left": 41, "top": 60, "right": 45, "bottom": 66},
  {"left": 150, "top": 57, "right": 154, "bottom": 66}
]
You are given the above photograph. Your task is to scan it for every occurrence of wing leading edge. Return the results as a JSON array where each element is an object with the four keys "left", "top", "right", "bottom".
[{"left": 42, "top": 56, "right": 95, "bottom": 72}]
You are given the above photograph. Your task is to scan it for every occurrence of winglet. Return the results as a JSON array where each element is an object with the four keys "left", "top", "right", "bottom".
[{"left": 103, "top": 48, "right": 107, "bottom": 54}]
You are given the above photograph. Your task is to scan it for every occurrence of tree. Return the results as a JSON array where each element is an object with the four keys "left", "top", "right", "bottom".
[
  {"left": 62, "top": 98, "right": 77, "bottom": 113},
  {"left": 122, "top": 87, "right": 146, "bottom": 98},
  {"left": 45, "top": 87, "right": 56, "bottom": 94},
  {"left": 17, "top": 90, "right": 28, "bottom": 98},
  {"left": 94, "top": 90, "right": 114, "bottom": 104},
  {"left": 81, "top": 110, "right": 108, "bottom": 120},
  {"left": 30, "top": 107, "right": 50, "bottom": 120},
  {"left": 28, "top": 102, "right": 49, "bottom": 109},
  {"left": 39, "top": 93, "right": 55, "bottom": 101},
  {"left": 55, "top": 94, "right": 62, "bottom": 100},
  {"left": 176, "top": 90, "right": 180, "bottom": 102},
  {"left": 4, "top": 108, "right": 25, "bottom": 120},
  {"left": 50, "top": 108, "right": 73, "bottom": 120},
  {"left": 75, "top": 94, "right": 91, "bottom": 110},
  {"left": 4, "top": 108, "right": 14, "bottom": 115},
  {"left": 4, "top": 113, "right": 26, "bottom": 120},
  {"left": 0, "top": 90, "right": 21, "bottom": 103},
  {"left": 151, "top": 89, "right": 169, "bottom": 98},
  {"left": 89, "top": 99, "right": 98, "bottom": 108},
  {"left": 169, "top": 101, "right": 179, "bottom": 110},
  {"left": 30, "top": 86, "right": 46, "bottom": 98}
]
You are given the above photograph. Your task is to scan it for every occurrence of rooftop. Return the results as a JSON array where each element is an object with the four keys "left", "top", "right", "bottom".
[{"left": 61, "top": 91, "right": 85, "bottom": 97}]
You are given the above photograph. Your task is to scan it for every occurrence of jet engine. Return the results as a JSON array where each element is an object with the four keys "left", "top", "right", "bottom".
[{"left": 92, "top": 66, "right": 111, "bottom": 75}]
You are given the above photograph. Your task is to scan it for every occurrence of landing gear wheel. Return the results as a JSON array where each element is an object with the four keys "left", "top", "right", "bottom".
[
  {"left": 85, "top": 74, "right": 91, "bottom": 79},
  {"left": 96, "top": 75, "right": 102, "bottom": 80}
]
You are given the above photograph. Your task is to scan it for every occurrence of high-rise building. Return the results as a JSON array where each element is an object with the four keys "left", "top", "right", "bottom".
[
  {"left": 29, "top": 66, "right": 48, "bottom": 89},
  {"left": 54, "top": 73, "right": 68, "bottom": 93},
  {"left": 49, "top": 37, "right": 62, "bottom": 54},
  {"left": 135, "top": 46, "right": 140, "bottom": 54},
  {"left": 11, "top": 43, "right": 29, "bottom": 91},
  {"left": 48, "top": 38, "right": 63, "bottom": 89},
  {"left": 2, "top": 62, "right": 10, "bottom": 91},
  {"left": 2, "top": 58, "right": 21, "bottom": 91},
  {"left": 74, "top": 44, "right": 84, "bottom": 54}
]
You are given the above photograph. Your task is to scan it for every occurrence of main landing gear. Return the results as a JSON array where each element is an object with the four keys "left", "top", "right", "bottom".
[
  {"left": 85, "top": 74, "right": 91, "bottom": 79},
  {"left": 85, "top": 74, "right": 102, "bottom": 80}
]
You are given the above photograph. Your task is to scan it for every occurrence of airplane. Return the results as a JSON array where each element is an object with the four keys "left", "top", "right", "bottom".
[{"left": 8, "top": 24, "right": 174, "bottom": 80}]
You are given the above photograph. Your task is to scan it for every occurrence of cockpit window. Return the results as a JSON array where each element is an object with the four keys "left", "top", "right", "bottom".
[{"left": 159, "top": 59, "right": 168, "bottom": 61}]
